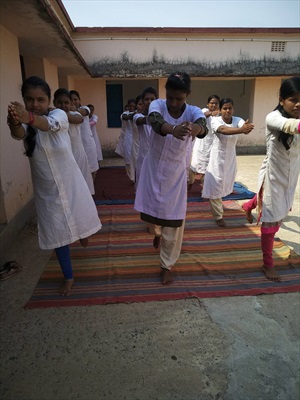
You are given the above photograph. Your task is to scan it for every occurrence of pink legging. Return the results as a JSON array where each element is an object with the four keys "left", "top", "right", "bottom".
[
  {"left": 242, "top": 194, "right": 257, "bottom": 212},
  {"left": 261, "top": 224, "right": 280, "bottom": 268}
]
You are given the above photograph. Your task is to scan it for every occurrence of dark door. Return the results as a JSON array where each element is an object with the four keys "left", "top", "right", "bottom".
[{"left": 106, "top": 84, "right": 123, "bottom": 128}]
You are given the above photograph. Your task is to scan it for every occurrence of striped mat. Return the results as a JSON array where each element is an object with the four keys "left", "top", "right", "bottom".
[{"left": 25, "top": 201, "right": 300, "bottom": 308}]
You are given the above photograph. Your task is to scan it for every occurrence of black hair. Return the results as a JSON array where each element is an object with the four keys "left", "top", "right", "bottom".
[
  {"left": 70, "top": 90, "right": 80, "bottom": 99},
  {"left": 135, "top": 94, "right": 143, "bottom": 104},
  {"left": 207, "top": 95, "right": 220, "bottom": 103},
  {"left": 165, "top": 72, "right": 191, "bottom": 93},
  {"left": 22, "top": 76, "right": 51, "bottom": 158},
  {"left": 127, "top": 98, "right": 136, "bottom": 105},
  {"left": 87, "top": 104, "right": 94, "bottom": 109},
  {"left": 142, "top": 86, "right": 158, "bottom": 100},
  {"left": 275, "top": 76, "right": 300, "bottom": 150},
  {"left": 53, "top": 88, "right": 71, "bottom": 101},
  {"left": 219, "top": 98, "right": 234, "bottom": 109}
]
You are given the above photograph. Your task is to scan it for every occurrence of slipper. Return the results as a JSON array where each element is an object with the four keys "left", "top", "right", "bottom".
[{"left": 0, "top": 261, "right": 23, "bottom": 281}]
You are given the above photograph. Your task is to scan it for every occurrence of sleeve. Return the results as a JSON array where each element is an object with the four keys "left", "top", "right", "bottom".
[
  {"left": 236, "top": 117, "right": 245, "bottom": 128},
  {"left": 47, "top": 109, "right": 69, "bottom": 132},
  {"left": 282, "top": 119, "right": 300, "bottom": 134},
  {"left": 265, "top": 111, "right": 287, "bottom": 132},
  {"left": 211, "top": 117, "right": 223, "bottom": 133}
]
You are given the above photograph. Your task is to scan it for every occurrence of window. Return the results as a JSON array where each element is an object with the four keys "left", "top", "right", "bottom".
[
  {"left": 271, "top": 42, "right": 286, "bottom": 52},
  {"left": 106, "top": 84, "right": 123, "bottom": 128}
]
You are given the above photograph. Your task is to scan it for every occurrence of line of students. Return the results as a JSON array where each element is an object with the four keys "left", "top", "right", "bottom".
[
  {"left": 118, "top": 73, "right": 300, "bottom": 285},
  {"left": 7, "top": 74, "right": 299, "bottom": 294}
]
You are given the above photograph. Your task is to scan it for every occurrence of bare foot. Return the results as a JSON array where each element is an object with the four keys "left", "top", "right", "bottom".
[
  {"left": 80, "top": 238, "right": 88, "bottom": 247},
  {"left": 261, "top": 266, "right": 282, "bottom": 282},
  {"left": 216, "top": 218, "right": 226, "bottom": 227},
  {"left": 59, "top": 279, "right": 74, "bottom": 296},
  {"left": 153, "top": 236, "right": 161, "bottom": 249},
  {"left": 160, "top": 268, "right": 174, "bottom": 285},
  {"left": 242, "top": 205, "right": 254, "bottom": 224}
]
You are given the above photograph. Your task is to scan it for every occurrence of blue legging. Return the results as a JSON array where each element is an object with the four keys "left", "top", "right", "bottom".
[{"left": 55, "top": 245, "right": 73, "bottom": 280}]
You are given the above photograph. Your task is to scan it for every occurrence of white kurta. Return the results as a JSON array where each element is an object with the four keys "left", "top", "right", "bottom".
[
  {"left": 89, "top": 114, "right": 103, "bottom": 161},
  {"left": 202, "top": 115, "right": 244, "bottom": 199},
  {"left": 79, "top": 106, "right": 99, "bottom": 173},
  {"left": 134, "top": 113, "right": 152, "bottom": 186},
  {"left": 261, "top": 110, "right": 300, "bottom": 223},
  {"left": 115, "top": 114, "right": 126, "bottom": 158},
  {"left": 122, "top": 111, "right": 133, "bottom": 165},
  {"left": 190, "top": 108, "right": 215, "bottom": 174},
  {"left": 134, "top": 100, "right": 204, "bottom": 220},
  {"left": 68, "top": 112, "right": 95, "bottom": 195},
  {"left": 131, "top": 113, "right": 142, "bottom": 179},
  {"left": 27, "top": 109, "right": 101, "bottom": 250}
]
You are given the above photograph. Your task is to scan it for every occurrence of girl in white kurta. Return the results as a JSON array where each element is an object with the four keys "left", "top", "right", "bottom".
[
  {"left": 54, "top": 88, "right": 95, "bottom": 195},
  {"left": 202, "top": 98, "right": 254, "bottom": 227},
  {"left": 247, "top": 77, "right": 300, "bottom": 282},
  {"left": 189, "top": 95, "right": 220, "bottom": 190},
  {"left": 122, "top": 99, "right": 136, "bottom": 182},
  {"left": 8, "top": 77, "right": 102, "bottom": 296},
  {"left": 131, "top": 95, "right": 144, "bottom": 184},
  {"left": 134, "top": 72, "right": 207, "bottom": 285},
  {"left": 88, "top": 104, "right": 103, "bottom": 162},
  {"left": 134, "top": 87, "right": 158, "bottom": 187},
  {"left": 70, "top": 91, "right": 99, "bottom": 180}
]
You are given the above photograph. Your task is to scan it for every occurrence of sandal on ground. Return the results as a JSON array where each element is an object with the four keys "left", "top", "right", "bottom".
[{"left": 0, "top": 261, "right": 23, "bottom": 281}]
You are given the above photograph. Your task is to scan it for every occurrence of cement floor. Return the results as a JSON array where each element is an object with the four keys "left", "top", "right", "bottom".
[{"left": 0, "top": 155, "right": 299, "bottom": 400}]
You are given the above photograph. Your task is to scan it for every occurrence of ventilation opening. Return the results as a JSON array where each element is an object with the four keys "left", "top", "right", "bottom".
[{"left": 271, "top": 41, "right": 286, "bottom": 52}]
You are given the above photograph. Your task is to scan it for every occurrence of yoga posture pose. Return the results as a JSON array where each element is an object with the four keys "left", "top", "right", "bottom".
[
  {"left": 202, "top": 98, "right": 254, "bottom": 226},
  {"left": 243, "top": 76, "right": 300, "bottom": 282},
  {"left": 70, "top": 90, "right": 99, "bottom": 180},
  {"left": 8, "top": 77, "right": 102, "bottom": 296},
  {"left": 134, "top": 72, "right": 207, "bottom": 285},
  {"left": 189, "top": 94, "right": 220, "bottom": 191}
]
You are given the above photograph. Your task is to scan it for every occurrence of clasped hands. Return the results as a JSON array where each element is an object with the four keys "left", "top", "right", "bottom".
[{"left": 173, "top": 122, "right": 196, "bottom": 141}]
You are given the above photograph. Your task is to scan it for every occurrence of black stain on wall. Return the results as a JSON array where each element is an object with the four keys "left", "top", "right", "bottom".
[{"left": 89, "top": 52, "right": 300, "bottom": 77}]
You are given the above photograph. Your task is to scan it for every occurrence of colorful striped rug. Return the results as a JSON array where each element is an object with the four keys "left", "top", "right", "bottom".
[{"left": 25, "top": 201, "right": 300, "bottom": 308}]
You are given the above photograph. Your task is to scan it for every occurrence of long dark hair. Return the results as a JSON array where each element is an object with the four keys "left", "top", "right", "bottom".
[
  {"left": 275, "top": 76, "right": 300, "bottom": 150},
  {"left": 22, "top": 76, "right": 51, "bottom": 157}
]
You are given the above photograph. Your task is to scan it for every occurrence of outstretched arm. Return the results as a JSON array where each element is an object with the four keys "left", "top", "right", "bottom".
[{"left": 217, "top": 119, "right": 254, "bottom": 135}]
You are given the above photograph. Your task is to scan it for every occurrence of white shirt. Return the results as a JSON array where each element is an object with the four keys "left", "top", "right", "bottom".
[{"left": 134, "top": 99, "right": 204, "bottom": 220}]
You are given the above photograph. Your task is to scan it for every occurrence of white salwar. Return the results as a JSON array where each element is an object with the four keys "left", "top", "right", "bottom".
[
  {"left": 89, "top": 114, "right": 103, "bottom": 161},
  {"left": 68, "top": 112, "right": 95, "bottom": 195},
  {"left": 131, "top": 113, "right": 142, "bottom": 182},
  {"left": 122, "top": 111, "right": 134, "bottom": 181},
  {"left": 202, "top": 115, "right": 245, "bottom": 199},
  {"left": 23, "top": 109, "right": 101, "bottom": 250},
  {"left": 261, "top": 110, "right": 300, "bottom": 223},
  {"left": 79, "top": 106, "right": 99, "bottom": 173}
]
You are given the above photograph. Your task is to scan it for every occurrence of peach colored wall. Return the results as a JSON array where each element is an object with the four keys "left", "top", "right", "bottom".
[
  {"left": 246, "top": 77, "right": 283, "bottom": 146},
  {"left": 43, "top": 59, "right": 59, "bottom": 104},
  {"left": 0, "top": 26, "right": 33, "bottom": 223}
]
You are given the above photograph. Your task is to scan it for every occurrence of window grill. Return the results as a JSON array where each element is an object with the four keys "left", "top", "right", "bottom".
[{"left": 271, "top": 41, "right": 286, "bottom": 52}]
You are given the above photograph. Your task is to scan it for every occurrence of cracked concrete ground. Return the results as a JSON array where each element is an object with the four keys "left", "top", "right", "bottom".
[{"left": 0, "top": 155, "right": 299, "bottom": 400}]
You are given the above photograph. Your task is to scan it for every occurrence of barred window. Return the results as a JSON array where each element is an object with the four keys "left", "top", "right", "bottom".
[{"left": 271, "top": 41, "right": 286, "bottom": 52}]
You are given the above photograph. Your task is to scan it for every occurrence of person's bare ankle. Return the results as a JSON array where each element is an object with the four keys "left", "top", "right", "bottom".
[{"left": 160, "top": 268, "right": 174, "bottom": 285}]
